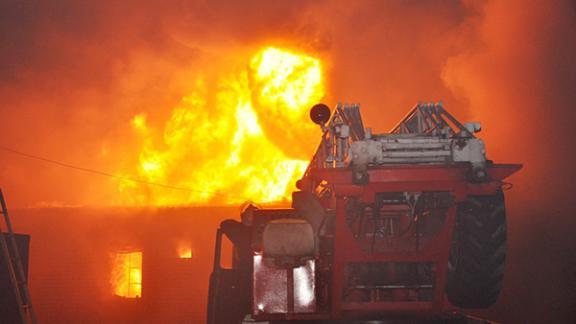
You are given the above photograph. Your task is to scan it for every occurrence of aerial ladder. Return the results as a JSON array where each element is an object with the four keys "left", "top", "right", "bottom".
[{"left": 208, "top": 102, "right": 521, "bottom": 323}]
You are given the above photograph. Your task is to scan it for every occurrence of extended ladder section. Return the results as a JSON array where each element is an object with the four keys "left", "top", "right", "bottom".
[
  {"left": 302, "top": 102, "right": 490, "bottom": 186},
  {"left": 0, "top": 189, "right": 37, "bottom": 324}
]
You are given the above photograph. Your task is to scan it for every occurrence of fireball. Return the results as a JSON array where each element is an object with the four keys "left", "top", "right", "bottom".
[{"left": 119, "top": 47, "right": 325, "bottom": 205}]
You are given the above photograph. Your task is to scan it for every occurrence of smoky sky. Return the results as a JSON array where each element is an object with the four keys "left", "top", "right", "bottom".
[{"left": 0, "top": 0, "right": 575, "bottom": 208}]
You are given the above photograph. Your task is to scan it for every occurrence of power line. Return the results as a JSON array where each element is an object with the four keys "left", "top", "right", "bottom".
[{"left": 0, "top": 145, "right": 247, "bottom": 200}]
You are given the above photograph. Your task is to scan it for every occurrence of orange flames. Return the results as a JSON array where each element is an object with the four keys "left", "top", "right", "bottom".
[
  {"left": 119, "top": 47, "right": 324, "bottom": 206},
  {"left": 111, "top": 251, "right": 142, "bottom": 298},
  {"left": 178, "top": 243, "right": 192, "bottom": 259}
]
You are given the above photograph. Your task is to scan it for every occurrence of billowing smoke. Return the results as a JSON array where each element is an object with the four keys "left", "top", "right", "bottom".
[
  {"left": 443, "top": 2, "right": 576, "bottom": 321},
  {"left": 4, "top": 0, "right": 573, "bottom": 208}
]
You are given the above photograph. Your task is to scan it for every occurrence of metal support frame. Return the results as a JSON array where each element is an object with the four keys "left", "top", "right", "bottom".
[
  {"left": 390, "top": 102, "right": 472, "bottom": 137},
  {"left": 331, "top": 183, "right": 456, "bottom": 318},
  {"left": 212, "top": 101, "right": 523, "bottom": 322},
  {"left": 249, "top": 163, "right": 520, "bottom": 321},
  {"left": 322, "top": 163, "right": 520, "bottom": 319}
]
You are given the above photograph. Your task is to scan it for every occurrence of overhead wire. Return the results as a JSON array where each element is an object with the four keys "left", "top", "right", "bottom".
[{"left": 0, "top": 145, "right": 250, "bottom": 201}]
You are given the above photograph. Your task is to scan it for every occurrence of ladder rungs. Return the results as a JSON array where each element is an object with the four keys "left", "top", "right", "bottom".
[{"left": 0, "top": 189, "right": 37, "bottom": 324}]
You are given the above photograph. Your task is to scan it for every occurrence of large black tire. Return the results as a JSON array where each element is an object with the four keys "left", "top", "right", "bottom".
[{"left": 447, "top": 191, "right": 507, "bottom": 308}]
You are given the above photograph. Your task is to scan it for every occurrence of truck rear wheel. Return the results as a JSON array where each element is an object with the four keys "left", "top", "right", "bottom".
[{"left": 447, "top": 191, "right": 506, "bottom": 308}]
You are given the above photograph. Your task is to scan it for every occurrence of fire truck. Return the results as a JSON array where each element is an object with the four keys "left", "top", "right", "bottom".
[{"left": 207, "top": 102, "right": 522, "bottom": 323}]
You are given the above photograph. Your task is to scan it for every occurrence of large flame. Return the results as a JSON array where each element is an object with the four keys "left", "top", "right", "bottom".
[{"left": 119, "top": 47, "right": 324, "bottom": 205}]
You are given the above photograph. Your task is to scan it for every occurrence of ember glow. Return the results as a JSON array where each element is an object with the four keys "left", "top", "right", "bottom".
[
  {"left": 111, "top": 251, "right": 143, "bottom": 298},
  {"left": 178, "top": 243, "right": 192, "bottom": 259},
  {"left": 119, "top": 47, "right": 324, "bottom": 206}
]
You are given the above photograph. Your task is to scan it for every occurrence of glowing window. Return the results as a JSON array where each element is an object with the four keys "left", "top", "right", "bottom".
[
  {"left": 111, "top": 251, "right": 142, "bottom": 298},
  {"left": 178, "top": 244, "right": 192, "bottom": 259}
]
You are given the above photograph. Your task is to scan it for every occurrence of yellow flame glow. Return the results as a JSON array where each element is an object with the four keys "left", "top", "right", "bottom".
[
  {"left": 111, "top": 251, "right": 142, "bottom": 298},
  {"left": 178, "top": 245, "right": 192, "bottom": 259},
  {"left": 119, "top": 47, "right": 324, "bottom": 205}
]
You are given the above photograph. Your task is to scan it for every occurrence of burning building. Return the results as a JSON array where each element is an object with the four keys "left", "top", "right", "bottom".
[
  {"left": 0, "top": 0, "right": 575, "bottom": 323},
  {"left": 8, "top": 206, "right": 228, "bottom": 322}
]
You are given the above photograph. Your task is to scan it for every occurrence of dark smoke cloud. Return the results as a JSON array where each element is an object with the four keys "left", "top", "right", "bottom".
[
  {"left": 0, "top": 1, "right": 575, "bottom": 320},
  {"left": 0, "top": 0, "right": 321, "bottom": 207}
]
